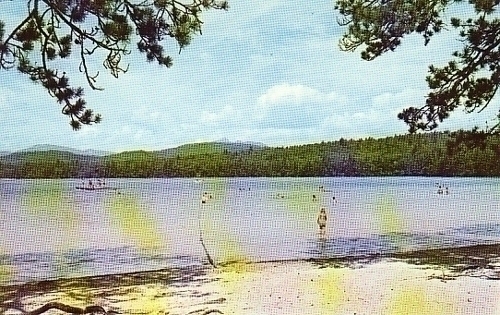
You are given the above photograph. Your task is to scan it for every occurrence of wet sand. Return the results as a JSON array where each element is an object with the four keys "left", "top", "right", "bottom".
[{"left": 2, "top": 254, "right": 500, "bottom": 315}]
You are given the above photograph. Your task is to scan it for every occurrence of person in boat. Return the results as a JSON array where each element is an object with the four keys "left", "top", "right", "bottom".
[
  {"left": 88, "top": 179, "right": 95, "bottom": 190},
  {"left": 317, "top": 207, "right": 327, "bottom": 235}
]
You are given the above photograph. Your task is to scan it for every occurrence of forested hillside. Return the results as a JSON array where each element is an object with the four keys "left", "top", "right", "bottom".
[{"left": 1, "top": 132, "right": 499, "bottom": 178}]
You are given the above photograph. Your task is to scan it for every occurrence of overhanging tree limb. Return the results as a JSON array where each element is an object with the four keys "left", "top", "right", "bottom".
[
  {"left": 0, "top": 0, "right": 228, "bottom": 129},
  {"left": 335, "top": 0, "right": 500, "bottom": 138}
]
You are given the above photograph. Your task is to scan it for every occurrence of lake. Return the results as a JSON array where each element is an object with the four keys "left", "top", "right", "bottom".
[{"left": 1, "top": 177, "right": 500, "bottom": 285}]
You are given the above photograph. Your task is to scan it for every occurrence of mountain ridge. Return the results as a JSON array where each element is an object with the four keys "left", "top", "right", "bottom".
[
  {"left": 9, "top": 140, "right": 268, "bottom": 157},
  {"left": 18, "top": 144, "right": 112, "bottom": 157}
]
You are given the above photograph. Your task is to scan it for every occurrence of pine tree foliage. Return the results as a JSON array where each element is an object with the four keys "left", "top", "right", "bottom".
[
  {"left": 0, "top": 0, "right": 228, "bottom": 129},
  {"left": 335, "top": 0, "right": 500, "bottom": 135}
]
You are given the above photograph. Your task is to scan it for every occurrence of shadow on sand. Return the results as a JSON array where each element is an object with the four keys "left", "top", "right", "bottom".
[
  {"left": 0, "top": 264, "right": 217, "bottom": 314},
  {"left": 309, "top": 243, "right": 500, "bottom": 279}
]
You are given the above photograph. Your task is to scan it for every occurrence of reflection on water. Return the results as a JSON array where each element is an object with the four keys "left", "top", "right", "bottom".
[
  {"left": 307, "top": 227, "right": 500, "bottom": 261},
  {"left": 1, "top": 177, "right": 500, "bottom": 284}
]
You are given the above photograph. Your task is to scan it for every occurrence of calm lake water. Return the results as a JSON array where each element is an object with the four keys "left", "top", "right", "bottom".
[{"left": 1, "top": 177, "right": 500, "bottom": 285}]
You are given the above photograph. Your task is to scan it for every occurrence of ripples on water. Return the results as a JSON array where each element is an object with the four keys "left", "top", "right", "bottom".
[{"left": 1, "top": 177, "right": 500, "bottom": 285}]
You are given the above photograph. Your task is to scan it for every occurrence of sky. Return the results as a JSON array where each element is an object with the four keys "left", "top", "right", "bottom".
[{"left": 0, "top": 1, "right": 498, "bottom": 153}]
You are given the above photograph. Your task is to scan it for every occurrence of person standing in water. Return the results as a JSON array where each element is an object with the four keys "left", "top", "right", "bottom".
[
  {"left": 317, "top": 208, "right": 327, "bottom": 235},
  {"left": 201, "top": 192, "right": 208, "bottom": 204}
]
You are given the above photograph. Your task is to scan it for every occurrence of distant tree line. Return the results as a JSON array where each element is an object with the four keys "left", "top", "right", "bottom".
[{"left": 1, "top": 131, "right": 500, "bottom": 178}]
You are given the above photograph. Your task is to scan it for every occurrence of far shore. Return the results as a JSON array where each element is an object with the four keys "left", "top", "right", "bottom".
[{"left": 3, "top": 248, "right": 500, "bottom": 315}]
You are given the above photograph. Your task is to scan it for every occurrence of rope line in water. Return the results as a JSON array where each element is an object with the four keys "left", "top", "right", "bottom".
[{"left": 198, "top": 198, "right": 217, "bottom": 268}]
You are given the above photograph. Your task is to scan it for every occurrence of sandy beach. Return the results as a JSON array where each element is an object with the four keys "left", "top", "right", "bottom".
[{"left": 3, "top": 257, "right": 500, "bottom": 315}]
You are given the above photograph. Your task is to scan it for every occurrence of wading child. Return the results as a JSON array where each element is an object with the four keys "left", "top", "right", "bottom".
[{"left": 317, "top": 208, "right": 327, "bottom": 235}]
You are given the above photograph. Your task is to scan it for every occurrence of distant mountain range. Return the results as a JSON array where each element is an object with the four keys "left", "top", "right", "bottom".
[
  {"left": 0, "top": 140, "right": 269, "bottom": 178},
  {"left": 0, "top": 141, "right": 268, "bottom": 159},
  {"left": 16, "top": 144, "right": 112, "bottom": 157}
]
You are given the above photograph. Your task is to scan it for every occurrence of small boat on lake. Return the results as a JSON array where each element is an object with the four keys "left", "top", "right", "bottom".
[
  {"left": 75, "top": 186, "right": 117, "bottom": 191},
  {"left": 76, "top": 179, "right": 117, "bottom": 191}
]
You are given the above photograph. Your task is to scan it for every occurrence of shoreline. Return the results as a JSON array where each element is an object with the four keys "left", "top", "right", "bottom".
[
  {"left": 4, "top": 241, "right": 500, "bottom": 288},
  {"left": 3, "top": 256, "right": 500, "bottom": 315},
  {"left": 5, "top": 241, "right": 500, "bottom": 287}
]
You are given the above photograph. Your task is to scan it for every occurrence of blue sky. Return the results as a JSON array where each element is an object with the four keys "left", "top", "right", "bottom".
[{"left": 0, "top": 1, "right": 498, "bottom": 153}]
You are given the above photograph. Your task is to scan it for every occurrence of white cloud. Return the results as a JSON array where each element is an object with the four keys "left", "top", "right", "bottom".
[
  {"left": 317, "top": 89, "right": 427, "bottom": 139},
  {"left": 372, "top": 88, "right": 427, "bottom": 115},
  {"left": 254, "top": 83, "right": 349, "bottom": 129},
  {"left": 200, "top": 105, "right": 236, "bottom": 125},
  {"left": 257, "top": 83, "right": 340, "bottom": 106}
]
